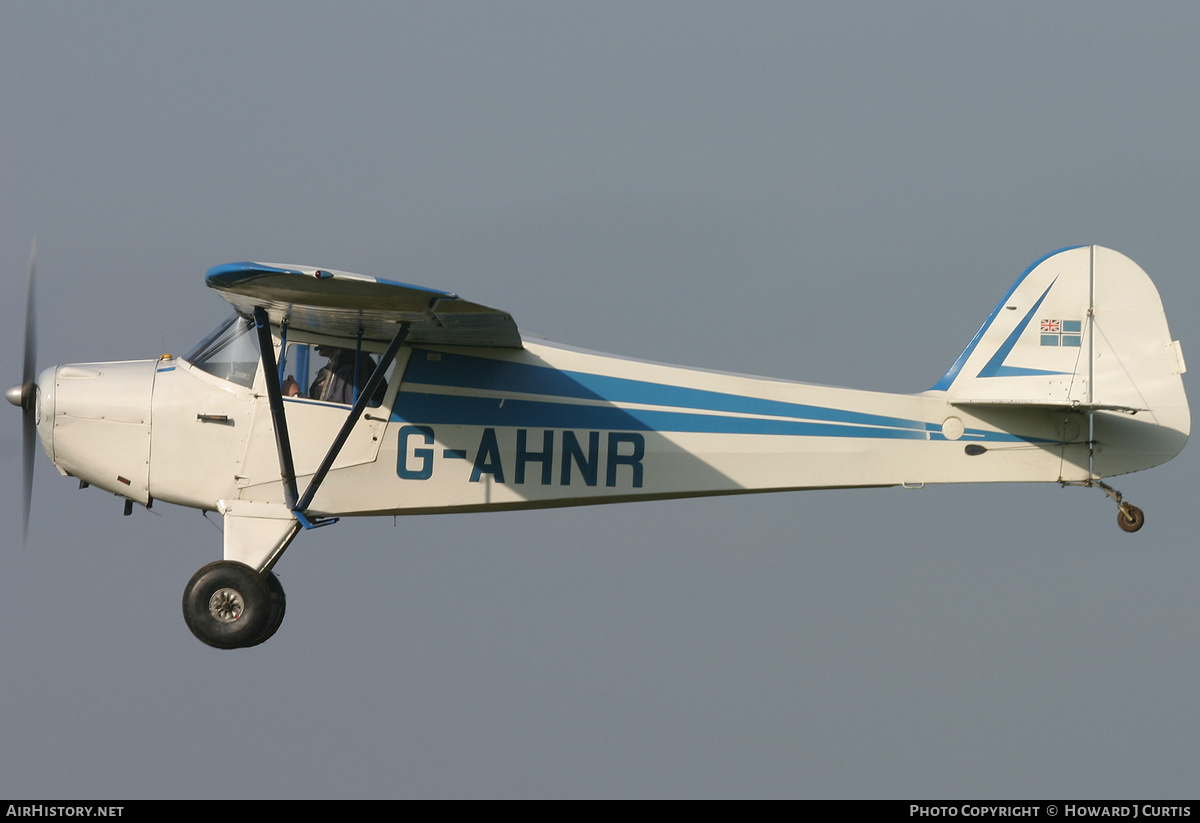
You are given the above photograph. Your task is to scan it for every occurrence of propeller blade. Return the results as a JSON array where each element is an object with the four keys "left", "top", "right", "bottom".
[
  {"left": 21, "top": 388, "right": 34, "bottom": 542},
  {"left": 21, "top": 240, "right": 36, "bottom": 543},
  {"left": 23, "top": 241, "right": 35, "bottom": 390}
]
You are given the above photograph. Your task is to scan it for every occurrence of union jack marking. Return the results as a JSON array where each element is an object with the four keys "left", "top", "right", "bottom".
[{"left": 1040, "top": 318, "right": 1083, "bottom": 347}]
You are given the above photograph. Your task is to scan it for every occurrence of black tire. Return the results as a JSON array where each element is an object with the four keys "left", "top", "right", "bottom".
[
  {"left": 242, "top": 571, "right": 286, "bottom": 648},
  {"left": 182, "top": 561, "right": 272, "bottom": 649},
  {"left": 1118, "top": 504, "right": 1145, "bottom": 533}
]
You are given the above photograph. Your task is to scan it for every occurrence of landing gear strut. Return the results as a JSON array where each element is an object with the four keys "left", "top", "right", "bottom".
[{"left": 182, "top": 561, "right": 287, "bottom": 649}]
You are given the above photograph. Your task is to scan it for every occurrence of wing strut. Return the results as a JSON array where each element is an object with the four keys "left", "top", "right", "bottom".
[
  {"left": 250, "top": 310, "right": 410, "bottom": 529},
  {"left": 253, "top": 307, "right": 300, "bottom": 510},
  {"left": 293, "top": 321, "right": 410, "bottom": 522}
]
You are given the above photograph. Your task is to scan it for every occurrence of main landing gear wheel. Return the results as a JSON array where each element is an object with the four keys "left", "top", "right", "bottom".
[
  {"left": 1118, "top": 504, "right": 1145, "bottom": 533},
  {"left": 242, "top": 571, "right": 286, "bottom": 648},
  {"left": 183, "top": 561, "right": 275, "bottom": 649}
]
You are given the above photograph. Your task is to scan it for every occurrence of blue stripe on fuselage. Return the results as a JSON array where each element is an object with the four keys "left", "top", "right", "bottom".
[
  {"left": 403, "top": 349, "right": 925, "bottom": 431},
  {"left": 394, "top": 351, "right": 1034, "bottom": 443},
  {"left": 393, "top": 391, "right": 931, "bottom": 439}
]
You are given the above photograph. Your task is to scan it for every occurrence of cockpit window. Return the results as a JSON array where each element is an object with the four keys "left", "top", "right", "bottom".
[
  {"left": 185, "top": 314, "right": 260, "bottom": 388},
  {"left": 281, "top": 341, "right": 391, "bottom": 407}
]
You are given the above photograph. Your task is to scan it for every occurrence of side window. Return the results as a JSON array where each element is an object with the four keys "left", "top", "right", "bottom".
[{"left": 280, "top": 342, "right": 394, "bottom": 407}]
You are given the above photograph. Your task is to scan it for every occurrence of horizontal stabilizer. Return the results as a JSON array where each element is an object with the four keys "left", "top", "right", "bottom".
[{"left": 951, "top": 399, "right": 1145, "bottom": 413}]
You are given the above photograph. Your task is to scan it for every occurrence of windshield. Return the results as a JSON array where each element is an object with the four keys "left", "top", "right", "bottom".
[{"left": 184, "top": 314, "right": 260, "bottom": 388}]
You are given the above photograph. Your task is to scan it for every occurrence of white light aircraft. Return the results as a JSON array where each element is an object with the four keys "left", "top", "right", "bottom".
[{"left": 7, "top": 246, "right": 1189, "bottom": 648}]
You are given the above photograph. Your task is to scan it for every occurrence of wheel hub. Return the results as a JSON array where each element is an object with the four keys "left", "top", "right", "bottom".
[{"left": 208, "top": 588, "right": 245, "bottom": 623}]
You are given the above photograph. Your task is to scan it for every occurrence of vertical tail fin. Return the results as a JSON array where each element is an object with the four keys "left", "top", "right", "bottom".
[{"left": 930, "top": 246, "right": 1189, "bottom": 477}]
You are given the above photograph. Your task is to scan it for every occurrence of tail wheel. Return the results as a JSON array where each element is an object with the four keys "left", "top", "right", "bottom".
[
  {"left": 1118, "top": 504, "right": 1145, "bottom": 533},
  {"left": 183, "top": 561, "right": 272, "bottom": 649}
]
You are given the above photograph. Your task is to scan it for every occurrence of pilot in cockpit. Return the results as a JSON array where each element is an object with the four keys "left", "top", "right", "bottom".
[{"left": 283, "top": 345, "right": 382, "bottom": 405}]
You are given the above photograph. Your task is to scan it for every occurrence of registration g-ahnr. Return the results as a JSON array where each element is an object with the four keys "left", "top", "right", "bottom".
[{"left": 7, "top": 246, "right": 1189, "bottom": 648}]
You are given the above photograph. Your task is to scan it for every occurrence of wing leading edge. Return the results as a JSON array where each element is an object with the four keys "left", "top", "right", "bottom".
[{"left": 206, "top": 262, "right": 522, "bottom": 348}]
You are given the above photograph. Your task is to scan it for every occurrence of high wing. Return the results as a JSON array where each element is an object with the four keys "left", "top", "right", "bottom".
[
  {"left": 206, "top": 262, "right": 522, "bottom": 347},
  {"left": 13, "top": 245, "right": 1189, "bottom": 650}
]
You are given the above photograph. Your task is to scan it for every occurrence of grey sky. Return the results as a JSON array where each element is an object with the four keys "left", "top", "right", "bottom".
[{"left": 3, "top": 2, "right": 1199, "bottom": 798}]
